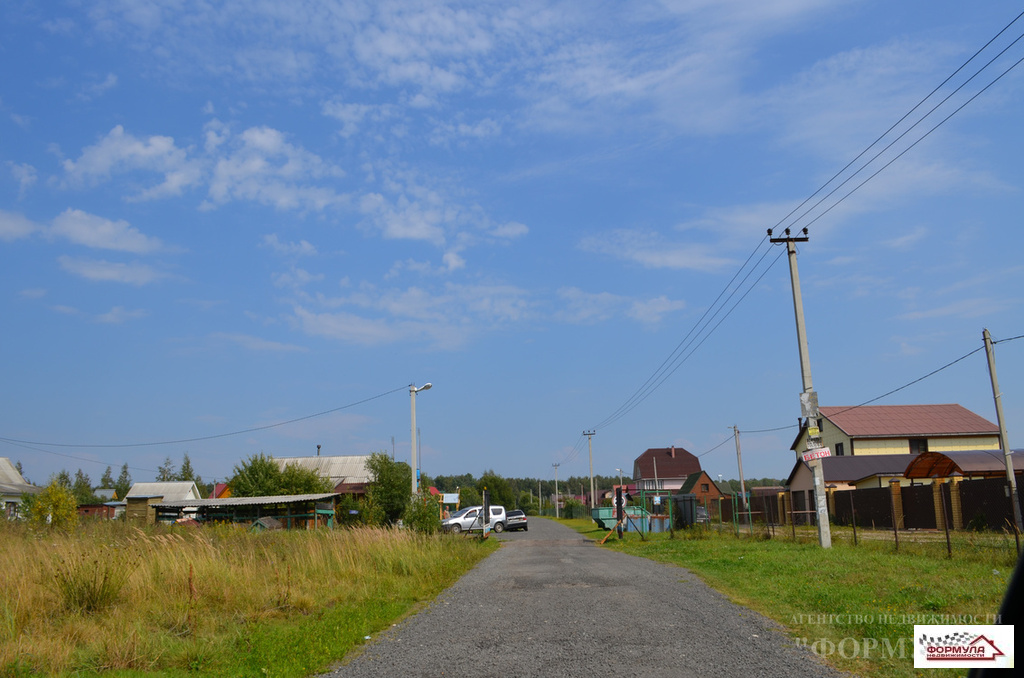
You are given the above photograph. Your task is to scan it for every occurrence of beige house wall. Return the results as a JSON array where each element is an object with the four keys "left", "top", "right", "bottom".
[
  {"left": 852, "top": 439, "right": 911, "bottom": 455},
  {"left": 797, "top": 428, "right": 1000, "bottom": 457},
  {"left": 928, "top": 435, "right": 1000, "bottom": 452}
]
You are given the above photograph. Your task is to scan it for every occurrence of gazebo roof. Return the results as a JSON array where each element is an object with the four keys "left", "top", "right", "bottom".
[{"left": 904, "top": 450, "right": 1023, "bottom": 479}]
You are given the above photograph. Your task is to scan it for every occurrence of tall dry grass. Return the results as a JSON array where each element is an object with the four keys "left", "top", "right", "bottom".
[{"left": 0, "top": 518, "right": 491, "bottom": 677}]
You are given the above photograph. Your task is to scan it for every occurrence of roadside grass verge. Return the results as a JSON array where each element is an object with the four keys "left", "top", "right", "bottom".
[
  {"left": 0, "top": 520, "right": 495, "bottom": 677},
  {"left": 562, "top": 518, "right": 1016, "bottom": 678}
]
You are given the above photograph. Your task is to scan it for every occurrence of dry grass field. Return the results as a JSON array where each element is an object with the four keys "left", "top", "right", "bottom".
[{"left": 0, "top": 519, "right": 493, "bottom": 677}]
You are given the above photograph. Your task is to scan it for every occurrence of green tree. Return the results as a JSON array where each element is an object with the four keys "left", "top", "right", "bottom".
[
  {"left": 459, "top": 485, "right": 481, "bottom": 507},
  {"left": 114, "top": 463, "right": 132, "bottom": 500},
  {"left": 71, "top": 469, "right": 99, "bottom": 505},
  {"left": 178, "top": 453, "right": 195, "bottom": 481},
  {"left": 156, "top": 456, "right": 177, "bottom": 482},
  {"left": 477, "top": 470, "right": 515, "bottom": 508},
  {"left": 433, "top": 473, "right": 475, "bottom": 493},
  {"left": 194, "top": 476, "right": 213, "bottom": 498},
  {"left": 53, "top": 470, "right": 72, "bottom": 489},
  {"left": 228, "top": 453, "right": 282, "bottom": 497},
  {"left": 364, "top": 452, "right": 411, "bottom": 525},
  {"left": 100, "top": 466, "right": 115, "bottom": 488},
  {"left": 29, "top": 481, "right": 78, "bottom": 530},
  {"left": 280, "top": 463, "right": 332, "bottom": 495}
]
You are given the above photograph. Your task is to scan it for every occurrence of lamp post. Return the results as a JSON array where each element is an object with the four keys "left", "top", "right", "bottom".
[{"left": 410, "top": 383, "right": 432, "bottom": 496}]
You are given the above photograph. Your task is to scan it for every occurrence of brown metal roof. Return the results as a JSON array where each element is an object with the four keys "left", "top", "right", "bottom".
[
  {"left": 819, "top": 404, "right": 997, "bottom": 438},
  {"left": 785, "top": 454, "right": 920, "bottom": 486},
  {"left": 904, "top": 450, "right": 1024, "bottom": 478},
  {"left": 633, "top": 446, "right": 701, "bottom": 480}
]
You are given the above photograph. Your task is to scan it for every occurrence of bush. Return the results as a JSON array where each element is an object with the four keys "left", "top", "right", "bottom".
[
  {"left": 335, "top": 494, "right": 367, "bottom": 528},
  {"left": 404, "top": 495, "right": 442, "bottom": 534},
  {"left": 29, "top": 482, "right": 78, "bottom": 531}
]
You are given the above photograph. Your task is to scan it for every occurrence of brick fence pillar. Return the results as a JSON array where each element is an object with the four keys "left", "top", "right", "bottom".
[
  {"left": 932, "top": 480, "right": 946, "bottom": 530},
  {"left": 950, "top": 477, "right": 963, "bottom": 530},
  {"left": 889, "top": 479, "right": 904, "bottom": 530}
]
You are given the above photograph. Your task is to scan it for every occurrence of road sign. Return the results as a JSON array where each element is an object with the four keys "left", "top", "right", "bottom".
[{"left": 802, "top": 447, "right": 832, "bottom": 462}]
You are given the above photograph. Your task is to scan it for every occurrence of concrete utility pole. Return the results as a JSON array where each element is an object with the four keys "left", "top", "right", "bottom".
[
  {"left": 770, "top": 228, "right": 831, "bottom": 549},
  {"left": 983, "top": 329, "right": 1023, "bottom": 535},
  {"left": 585, "top": 430, "right": 596, "bottom": 509},
  {"left": 409, "top": 383, "right": 432, "bottom": 496},
  {"left": 552, "top": 463, "right": 560, "bottom": 519},
  {"left": 733, "top": 426, "right": 747, "bottom": 511}
]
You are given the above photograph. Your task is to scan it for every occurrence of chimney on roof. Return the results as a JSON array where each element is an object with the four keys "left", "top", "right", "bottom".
[{"left": 670, "top": 445, "right": 675, "bottom": 458}]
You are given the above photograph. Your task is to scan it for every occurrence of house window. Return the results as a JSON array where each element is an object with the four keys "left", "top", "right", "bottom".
[
  {"left": 701, "top": 483, "right": 709, "bottom": 493},
  {"left": 909, "top": 438, "right": 928, "bottom": 455},
  {"left": 835, "top": 442, "right": 844, "bottom": 457}
]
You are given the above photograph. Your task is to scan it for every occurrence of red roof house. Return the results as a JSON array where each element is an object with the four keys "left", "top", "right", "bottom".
[
  {"left": 791, "top": 404, "right": 999, "bottom": 458},
  {"left": 632, "top": 446, "right": 701, "bottom": 491}
]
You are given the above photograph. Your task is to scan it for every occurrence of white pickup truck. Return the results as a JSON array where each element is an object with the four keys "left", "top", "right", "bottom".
[{"left": 442, "top": 505, "right": 507, "bottom": 533}]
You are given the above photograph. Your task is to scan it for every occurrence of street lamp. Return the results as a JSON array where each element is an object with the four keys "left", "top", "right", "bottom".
[{"left": 410, "top": 383, "right": 432, "bottom": 496}]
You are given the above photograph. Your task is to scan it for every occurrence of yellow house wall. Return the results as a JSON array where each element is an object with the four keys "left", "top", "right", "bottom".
[
  {"left": 928, "top": 435, "right": 1000, "bottom": 452},
  {"left": 851, "top": 439, "right": 910, "bottom": 455}
]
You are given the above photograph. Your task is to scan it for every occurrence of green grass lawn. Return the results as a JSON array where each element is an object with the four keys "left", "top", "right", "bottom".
[{"left": 561, "top": 518, "right": 1017, "bottom": 678}]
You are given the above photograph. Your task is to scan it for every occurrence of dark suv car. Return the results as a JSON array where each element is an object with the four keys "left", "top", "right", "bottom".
[{"left": 505, "top": 509, "right": 528, "bottom": 531}]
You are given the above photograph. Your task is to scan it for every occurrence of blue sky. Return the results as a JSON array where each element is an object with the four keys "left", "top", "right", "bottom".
[{"left": 2, "top": 0, "right": 1022, "bottom": 489}]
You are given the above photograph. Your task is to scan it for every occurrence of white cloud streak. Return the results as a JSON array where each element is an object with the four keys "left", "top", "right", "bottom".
[{"left": 57, "top": 256, "right": 167, "bottom": 285}]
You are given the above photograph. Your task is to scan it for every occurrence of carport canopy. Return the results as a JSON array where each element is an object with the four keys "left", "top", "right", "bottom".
[{"left": 904, "top": 449, "right": 1024, "bottom": 479}]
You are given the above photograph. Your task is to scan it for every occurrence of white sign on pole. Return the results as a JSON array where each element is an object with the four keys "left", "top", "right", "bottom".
[{"left": 802, "top": 447, "right": 832, "bottom": 462}]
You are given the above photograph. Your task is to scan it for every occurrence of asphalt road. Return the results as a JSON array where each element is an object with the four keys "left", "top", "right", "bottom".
[{"left": 319, "top": 518, "right": 846, "bottom": 678}]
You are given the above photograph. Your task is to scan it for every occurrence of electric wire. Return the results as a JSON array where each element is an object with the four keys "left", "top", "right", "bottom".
[
  {"left": 0, "top": 438, "right": 157, "bottom": 475},
  {"left": 0, "top": 385, "right": 409, "bottom": 449},
  {"left": 564, "top": 14, "right": 1024, "bottom": 470},
  {"left": 776, "top": 11, "right": 1024, "bottom": 235},
  {"left": 786, "top": 33, "right": 1024, "bottom": 233}
]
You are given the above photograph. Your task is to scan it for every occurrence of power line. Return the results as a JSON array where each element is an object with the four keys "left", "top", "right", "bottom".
[
  {"left": 0, "top": 438, "right": 157, "bottom": 475},
  {"left": 778, "top": 11, "right": 1024, "bottom": 235},
  {"left": 0, "top": 385, "right": 408, "bottom": 449},
  {"left": 590, "top": 236, "right": 779, "bottom": 433}
]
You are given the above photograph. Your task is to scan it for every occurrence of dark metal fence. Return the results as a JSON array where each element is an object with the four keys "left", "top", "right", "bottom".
[{"left": 811, "top": 478, "right": 1022, "bottom": 533}]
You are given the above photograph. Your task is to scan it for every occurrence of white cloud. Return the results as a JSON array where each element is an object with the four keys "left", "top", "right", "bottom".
[
  {"left": 489, "top": 221, "right": 528, "bottom": 240},
  {"left": 58, "top": 255, "right": 167, "bottom": 285},
  {"left": 321, "top": 100, "right": 396, "bottom": 138},
  {"left": 900, "top": 297, "right": 1013, "bottom": 321},
  {"left": 358, "top": 191, "right": 447, "bottom": 244},
  {"left": 0, "top": 210, "right": 39, "bottom": 241},
  {"left": 883, "top": 226, "right": 928, "bottom": 249},
  {"left": 262, "top": 233, "right": 317, "bottom": 256},
  {"left": 556, "top": 287, "right": 626, "bottom": 324},
  {"left": 557, "top": 287, "right": 685, "bottom": 325},
  {"left": 580, "top": 229, "right": 735, "bottom": 271},
  {"left": 210, "top": 332, "right": 308, "bottom": 352},
  {"left": 96, "top": 306, "right": 148, "bottom": 324},
  {"left": 206, "top": 126, "right": 347, "bottom": 211},
  {"left": 61, "top": 125, "right": 202, "bottom": 199},
  {"left": 7, "top": 162, "right": 38, "bottom": 197},
  {"left": 292, "top": 281, "right": 531, "bottom": 349},
  {"left": 19, "top": 288, "right": 46, "bottom": 299},
  {"left": 442, "top": 251, "right": 465, "bottom": 271},
  {"left": 273, "top": 266, "right": 325, "bottom": 290},
  {"left": 50, "top": 208, "right": 168, "bottom": 253},
  {"left": 78, "top": 72, "right": 118, "bottom": 101}
]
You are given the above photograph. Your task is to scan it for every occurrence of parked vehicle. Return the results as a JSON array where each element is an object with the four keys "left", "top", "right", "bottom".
[
  {"left": 505, "top": 509, "right": 528, "bottom": 531},
  {"left": 442, "top": 505, "right": 507, "bottom": 533}
]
